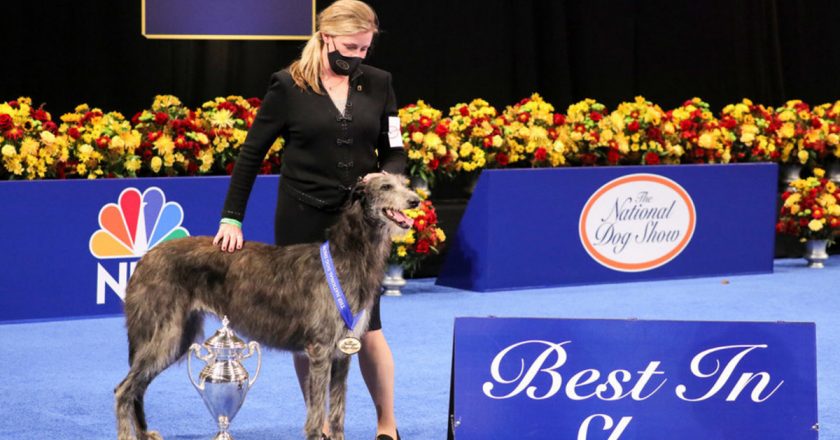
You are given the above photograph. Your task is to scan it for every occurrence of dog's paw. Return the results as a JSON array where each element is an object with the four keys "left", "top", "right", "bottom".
[{"left": 143, "top": 431, "right": 163, "bottom": 440}]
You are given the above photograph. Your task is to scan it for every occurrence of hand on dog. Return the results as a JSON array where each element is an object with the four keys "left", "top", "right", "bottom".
[{"left": 213, "top": 223, "right": 243, "bottom": 253}]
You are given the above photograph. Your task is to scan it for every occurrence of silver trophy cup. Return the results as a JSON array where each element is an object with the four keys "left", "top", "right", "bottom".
[{"left": 188, "top": 316, "right": 261, "bottom": 440}]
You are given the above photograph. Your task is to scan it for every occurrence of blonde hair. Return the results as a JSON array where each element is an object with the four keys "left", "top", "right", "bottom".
[{"left": 288, "top": 0, "right": 379, "bottom": 94}]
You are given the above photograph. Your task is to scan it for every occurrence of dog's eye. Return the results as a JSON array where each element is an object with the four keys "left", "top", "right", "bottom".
[{"left": 380, "top": 184, "right": 393, "bottom": 190}]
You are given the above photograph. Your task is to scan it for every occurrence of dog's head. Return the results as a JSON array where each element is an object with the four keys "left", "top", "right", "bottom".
[{"left": 352, "top": 173, "right": 421, "bottom": 234}]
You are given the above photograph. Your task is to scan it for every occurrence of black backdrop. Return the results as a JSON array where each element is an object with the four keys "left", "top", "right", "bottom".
[{"left": 5, "top": 1, "right": 840, "bottom": 117}]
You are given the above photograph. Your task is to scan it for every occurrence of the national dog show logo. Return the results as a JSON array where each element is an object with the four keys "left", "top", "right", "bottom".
[
  {"left": 90, "top": 187, "right": 188, "bottom": 303},
  {"left": 579, "top": 174, "right": 696, "bottom": 272}
]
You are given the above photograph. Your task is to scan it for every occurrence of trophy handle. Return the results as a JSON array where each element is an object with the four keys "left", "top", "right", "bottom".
[
  {"left": 187, "top": 343, "right": 210, "bottom": 391},
  {"left": 243, "top": 341, "right": 262, "bottom": 387}
]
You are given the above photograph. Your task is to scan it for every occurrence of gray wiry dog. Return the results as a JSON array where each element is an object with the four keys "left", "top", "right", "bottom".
[{"left": 114, "top": 173, "right": 420, "bottom": 440}]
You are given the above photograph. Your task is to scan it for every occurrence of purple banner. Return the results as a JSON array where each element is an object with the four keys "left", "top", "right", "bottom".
[{"left": 143, "top": 0, "right": 314, "bottom": 39}]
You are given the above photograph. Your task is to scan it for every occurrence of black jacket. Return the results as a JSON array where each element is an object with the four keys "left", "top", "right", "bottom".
[{"left": 222, "top": 65, "right": 407, "bottom": 221}]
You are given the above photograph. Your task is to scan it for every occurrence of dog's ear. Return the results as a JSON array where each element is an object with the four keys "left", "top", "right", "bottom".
[{"left": 350, "top": 180, "right": 366, "bottom": 204}]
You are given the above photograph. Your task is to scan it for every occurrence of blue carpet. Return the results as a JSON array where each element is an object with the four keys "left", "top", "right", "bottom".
[{"left": 1, "top": 256, "right": 838, "bottom": 439}]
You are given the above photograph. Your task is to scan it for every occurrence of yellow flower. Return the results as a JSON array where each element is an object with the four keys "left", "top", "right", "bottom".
[
  {"left": 459, "top": 142, "right": 474, "bottom": 157},
  {"left": 210, "top": 109, "right": 235, "bottom": 129},
  {"left": 397, "top": 246, "right": 407, "bottom": 258},
  {"left": 1, "top": 145, "right": 15, "bottom": 157},
  {"left": 411, "top": 131, "right": 424, "bottom": 144},
  {"left": 808, "top": 219, "right": 824, "bottom": 232},
  {"left": 435, "top": 228, "right": 446, "bottom": 242},
  {"left": 814, "top": 168, "right": 825, "bottom": 178},
  {"left": 124, "top": 156, "right": 142, "bottom": 172},
  {"left": 780, "top": 123, "right": 795, "bottom": 138},
  {"left": 798, "top": 149, "right": 809, "bottom": 164},
  {"left": 40, "top": 131, "right": 56, "bottom": 145},
  {"left": 698, "top": 133, "right": 714, "bottom": 149},
  {"left": 154, "top": 135, "right": 175, "bottom": 156},
  {"left": 150, "top": 156, "right": 163, "bottom": 173}
]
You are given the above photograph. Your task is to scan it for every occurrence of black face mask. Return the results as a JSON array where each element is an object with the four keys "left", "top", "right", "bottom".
[{"left": 327, "top": 39, "right": 363, "bottom": 76}]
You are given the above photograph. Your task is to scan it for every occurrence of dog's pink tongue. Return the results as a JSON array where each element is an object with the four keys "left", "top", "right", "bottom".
[{"left": 395, "top": 210, "right": 414, "bottom": 227}]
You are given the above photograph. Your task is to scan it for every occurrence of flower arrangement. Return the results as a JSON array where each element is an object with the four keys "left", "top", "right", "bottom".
[
  {"left": 58, "top": 104, "right": 142, "bottom": 179},
  {"left": 0, "top": 97, "right": 64, "bottom": 180},
  {"left": 565, "top": 99, "right": 610, "bottom": 165},
  {"left": 598, "top": 96, "right": 670, "bottom": 165},
  {"left": 399, "top": 100, "right": 453, "bottom": 186},
  {"left": 777, "top": 168, "right": 840, "bottom": 242},
  {"left": 719, "top": 99, "right": 779, "bottom": 163},
  {"left": 445, "top": 98, "right": 500, "bottom": 171},
  {"left": 389, "top": 192, "right": 446, "bottom": 275},
  {"left": 811, "top": 101, "right": 840, "bottom": 167},
  {"left": 197, "top": 95, "right": 282, "bottom": 175},
  {"left": 664, "top": 98, "right": 729, "bottom": 164},
  {"left": 501, "top": 93, "right": 570, "bottom": 167},
  {"left": 773, "top": 100, "right": 824, "bottom": 167},
  {"left": 131, "top": 95, "right": 213, "bottom": 176}
]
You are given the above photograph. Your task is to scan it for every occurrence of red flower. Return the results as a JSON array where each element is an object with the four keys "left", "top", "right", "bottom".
[
  {"left": 459, "top": 106, "right": 470, "bottom": 117},
  {"left": 435, "top": 122, "right": 449, "bottom": 136},
  {"left": 97, "top": 136, "right": 110, "bottom": 149},
  {"left": 781, "top": 191, "right": 791, "bottom": 200},
  {"left": 547, "top": 128, "right": 558, "bottom": 140},
  {"left": 3, "top": 127, "right": 23, "bottom": 140},
  {"left": 496, "top": 152, "right": 509, "bottom": 166},
  {"left": 644, "top": 151, "right": 660, "bottom": 165},
  {"left": 483, "top": 137, "right": 493, "bottom": 148},
  {"left": 415, "top": 239, "right": 431, "bottom": 254},
  {"left": 519, "top": 97, "right": 531, "bottom": 105},
  {"left": 0, "top": 114, "right": 12, "bottom": 130},
  {"left": 31, "top": 108, "right": 49, "bottom": 122},
  {"left": 627, "top": 120, "right": 640, "bottom": 132},
  {"left": 429, "top": 158, "right": 439, "bottom": 170},
  {"left": 646, "top": 126, "right": 663, "bottom": 142},
  {"left": 68, "top": 126, "right": 81, "bottom": 139},
  {"left": 590, "top": 111, "right": 603, "bottom": 122},
  {"left": 534, "top": 147, "right": 547, "bottom": 162},
  {"left": 43, "top": 121, "right": 58, "bottom": 133},
  {"left": 518, "top": 112, "right": 530, "bottom": 123},
  {"left": 154, "top": 112, "right": 169, "bottom": 125},
  {"left": 247, "top": 98, "right": 262, "bottom": 108},
  {"left": 131, "top": 112, "right": 142, "bottom": 125},
  {"left": 419, "top": 116, "right": 432, "bottom": 129},
  {"left": 810, "top": 117, "right": 822, "bottom": 129},
  {"left": 580, "top": 153, "right": 597, "bottom": 166},
  {"left": 554, "top": 113, "right": 566, "bottom": 125},
  {"left": 8, "top": 100, "right": 19, "bottom": 108},
  {"left": 720, "top": 116, "right": 738, "bottom": 129},
  {"left": 606, "top": 148, "right": 620, "bottom": 165}
]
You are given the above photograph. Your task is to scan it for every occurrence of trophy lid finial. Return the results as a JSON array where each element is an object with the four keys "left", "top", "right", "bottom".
[{"left": 204, "top": 316, "right": 246, "bottom": 349}]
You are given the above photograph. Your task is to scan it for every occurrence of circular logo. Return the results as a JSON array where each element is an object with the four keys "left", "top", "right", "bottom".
[
  {"left": 579, "top": 174, "right": 696, "bottom": 272},
  {"left": 336, "top": 59, "right": 350, "bottom": 70}
]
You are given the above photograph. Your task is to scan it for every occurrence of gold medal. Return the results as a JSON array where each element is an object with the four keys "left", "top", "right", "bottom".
[{"left": 338, "top": 336, "right": 362, "bottom": 355}]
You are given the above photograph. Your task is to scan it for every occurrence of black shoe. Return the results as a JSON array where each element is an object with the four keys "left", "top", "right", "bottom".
[{"left": 375, "top": 430, "right": 401, "bottom": 440}]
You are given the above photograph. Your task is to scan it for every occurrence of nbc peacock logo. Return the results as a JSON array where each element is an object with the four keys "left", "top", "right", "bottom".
[{"left": 90, "top": 187, "right": 189, "bottom": 304}]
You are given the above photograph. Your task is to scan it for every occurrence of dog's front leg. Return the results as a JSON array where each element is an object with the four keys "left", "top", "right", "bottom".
[
  {"left": 327, "top": 355, "right": 351, "bottom": 440},
  {"left": 304, "top": 344, "right": 331, "bottom": 440}
]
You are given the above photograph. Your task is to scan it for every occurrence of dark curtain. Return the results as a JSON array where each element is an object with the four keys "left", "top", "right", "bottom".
[{"left": 4, "top": 0, "right": 840, "bottom": 116}]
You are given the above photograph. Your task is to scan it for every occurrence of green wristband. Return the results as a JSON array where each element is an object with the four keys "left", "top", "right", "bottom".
[{"left": 220, "top": 218, "right": 242, "bottom": 228}]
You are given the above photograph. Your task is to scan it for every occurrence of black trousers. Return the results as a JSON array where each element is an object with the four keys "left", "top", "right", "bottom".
[{"left": 274, "top": 185, "right": 383, "bottom": 331}]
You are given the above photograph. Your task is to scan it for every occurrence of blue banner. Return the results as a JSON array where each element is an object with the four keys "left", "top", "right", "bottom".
[
  {"left": 142, "top": 0, "right": 315, "bottom": 40},
  {"left": 0, "top": 176, "right": 279, "bottom": 322},
  {"left": 451, "top": 317, "right": 817, "bottom": 439},
  {"left": 437, "top": 163, "right": 779, "bottom": 291}
]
